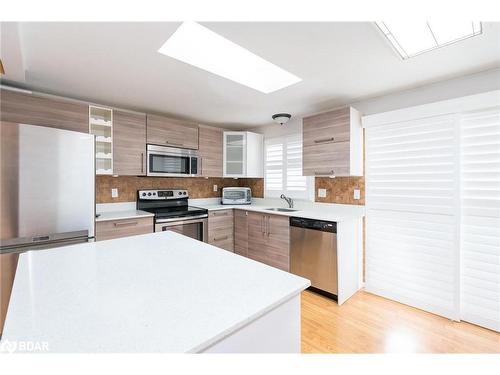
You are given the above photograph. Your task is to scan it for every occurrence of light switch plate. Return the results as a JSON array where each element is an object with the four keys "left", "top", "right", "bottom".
[
  {"left": 318, "top": 188, "right": 327, "bottom": 198},
  {"left": 111, "top": 188, "right": 118, "bottom": 198},
  {"left": 213, "top": 184, "right": 218, "bottom": 192},
  {"left": 353, "top": 189, "right": 361, "bottom": 200}
]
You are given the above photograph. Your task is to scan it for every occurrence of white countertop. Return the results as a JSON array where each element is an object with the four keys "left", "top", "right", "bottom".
[
  {"left": 192, "top": 198, "right": 365, "bottom": 222},
  {"left": 2, "top": 232, "right": 310, "bottom": 353},
  {"left": 95, "top": 209, "right": 154, "bottom": 222}
]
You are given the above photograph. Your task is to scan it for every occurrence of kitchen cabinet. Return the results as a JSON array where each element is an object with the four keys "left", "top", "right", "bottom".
[
  {"left": 247, "top": 212, "right": 290, "bottom": 271},
  {"left": 198, "top": 125, "right": 223, "bottom": 177},
  {"left": 208, "top": 209, "right": 234, "bottom": 252},
  {"left": 302, "top": 106, "right": 363, "bottom": 176},
  {"left": 0, "top": 88, "right": 89, "bottom": 133},
  {"left": 146, "top": 114, "right": 199, "bottom": 150},
  {"left": 95, "top": 217, "right": 154, "bottom": 241},
  {"left": 223, "top": 131, "right": 263, "bottom": 178},
  {"left": 113, "top": 110, "right": 147, "bottom": 175},
  {"left": 234, "top": 209, "right": 249, "bottom": 257},
  {"left": 0, "top": 252, "right": 18, "bottom": 335}
]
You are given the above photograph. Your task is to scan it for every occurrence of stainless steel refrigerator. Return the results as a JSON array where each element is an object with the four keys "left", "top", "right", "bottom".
[{"left": 0, "top": 122, "right": 95, "bottom": 254}]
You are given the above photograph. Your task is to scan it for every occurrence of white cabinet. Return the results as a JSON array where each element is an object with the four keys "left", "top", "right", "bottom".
[{"left": 223, "top": 131, "right": 263, "bottom": 178}]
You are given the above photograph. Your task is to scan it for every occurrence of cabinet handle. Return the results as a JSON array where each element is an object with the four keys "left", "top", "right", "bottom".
[
  {"left": 141, "top": 152, "right": 144, "bottom": 173},
  {"left": 165, "top": 141, "right": 184, "bottom": 147},
  {"left": 214, "top": 235, "right": 229, "bottom": 241},
  {"left": 314, "top": 137, "right": 335, "bottom": 144},
  {"left": 213, "top": 211, "right": 228, "bottom": 216},
  {"left": 314, "top": 170, "right": 335, "bottom": 176},
  {"left": 267, "top": 216, "right": 270, "bottom": 237},
  {"left": 261, "top": 216, "right": 265, "bottom": 234},
  {"left": 114, "top": 221, "right": 138, "bottom": 227}
]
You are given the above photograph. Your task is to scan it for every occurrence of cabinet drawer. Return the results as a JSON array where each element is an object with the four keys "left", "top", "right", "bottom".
[
  {"left": 96, "top": 216, "right": 154, "bottom": 241},
  {"left": 208, "top": 209, "right": 234, "bottom": 251}
]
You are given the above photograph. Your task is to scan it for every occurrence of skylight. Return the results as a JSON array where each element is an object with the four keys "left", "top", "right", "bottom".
[
  {"left": 158, "top": 21, "right": 302, "bottom": 94},
  {"left": 376, "top": 21, "right": 482, "bottom": 59}
]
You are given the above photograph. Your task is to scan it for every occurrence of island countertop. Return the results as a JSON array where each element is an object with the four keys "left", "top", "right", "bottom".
[{"left": 2, "top": 232, "right": 310, "bottom": 353}]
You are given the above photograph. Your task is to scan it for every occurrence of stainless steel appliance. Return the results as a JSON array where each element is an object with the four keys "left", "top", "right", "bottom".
[
  {"left": 221, "top": 187, "right": 251, "bottom": 205},
  {"left": 290, "top": 217, "right": 338, "bottom": 299},
  {"left": 137, "top": 189, "right": 208, "bottom": 242},
  {"left": 146, "top": 145, "right": 200, "bottom": 177},
  {"left": 0, "top": 122, "right": 95, "bottom": 254}
]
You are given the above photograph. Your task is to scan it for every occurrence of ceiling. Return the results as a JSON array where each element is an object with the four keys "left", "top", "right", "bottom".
[{"left": 1, "top": 22, "right": 499, "bottom": 128}]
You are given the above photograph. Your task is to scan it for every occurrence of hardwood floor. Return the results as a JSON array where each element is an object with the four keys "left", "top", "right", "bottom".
[{"left": 301, "top": 289, "right": 500, "bottom": 353}]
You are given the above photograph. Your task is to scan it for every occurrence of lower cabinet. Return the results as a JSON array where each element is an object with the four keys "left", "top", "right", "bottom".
[
  {"left": 207, "top": 209, "right": 234, "bottom": 251},
  {"left": 247, "top": 212, "right": 290, "bottom": 272},
  {"left": 234, "top": 210, "right": 249, "bottom": 257},
  {"left": 95, "top": 216, "right": 154, "bottom": 241}
]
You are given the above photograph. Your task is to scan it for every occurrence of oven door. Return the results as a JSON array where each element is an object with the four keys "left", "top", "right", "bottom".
[
  {"left": 147, "top": 145, "right": 199, "bottom": 177},
  {"left": 155, "top": 216, "right": 208, "bottom": 242}
]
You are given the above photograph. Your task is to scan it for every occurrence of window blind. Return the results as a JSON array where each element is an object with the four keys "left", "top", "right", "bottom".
[
  {"left": 264, "top": 135, "right": 310, "bottom": 199},
  {"left": 460, "top": 108, "right": 500, "bottom": 332},
  {"left": 365, "top": 115, "right": 460, "bottom": 320}
]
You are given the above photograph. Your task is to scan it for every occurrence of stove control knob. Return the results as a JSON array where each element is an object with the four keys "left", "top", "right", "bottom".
[
  {"left": 153, "top": 192, "right": 156, "bottom": 195},
  {"left": 148, "top": 192, "right": 152, "bottom": 196},
  {"left": 183, "top": 192, "right": 187, "bottom": 195},
  {"left": 142, "top": 193, "right": 146, "bottom": 197}
]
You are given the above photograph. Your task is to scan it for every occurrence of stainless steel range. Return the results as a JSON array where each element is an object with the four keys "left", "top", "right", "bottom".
[{"left": 137, "top": 189, "right": 208, "bottom": 242}]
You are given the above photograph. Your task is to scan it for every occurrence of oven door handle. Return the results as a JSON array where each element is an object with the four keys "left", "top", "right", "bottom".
[{"left": 155, "top": 214, "right": 208, "bottom": 224}]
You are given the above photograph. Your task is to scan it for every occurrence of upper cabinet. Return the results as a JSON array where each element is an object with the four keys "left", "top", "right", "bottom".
[
  {"left": 113, "top": 110, "right": 147, "bottom": 176},
  {"left": 89, "top": 106, "right": 113, "bottom": 175},
  {"left": 198, "top": 125, "right": 223, "bottom": 177},
  {"left": 302, "top": 106, "right": 363, "bottom": 177},
  {"left": 146, "top": 114, "right": 198, "bottom": 150},
  {"left": 223, "top": 131, "right": 263, "bottom": 178},
  {"left": 0, "top": 89, "right": 88, "bottom": 133}
]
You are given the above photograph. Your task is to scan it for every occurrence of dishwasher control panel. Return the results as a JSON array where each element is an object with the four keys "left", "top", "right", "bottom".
[{"left": 289, "top": 217, "right": 337, "bottom": 233}]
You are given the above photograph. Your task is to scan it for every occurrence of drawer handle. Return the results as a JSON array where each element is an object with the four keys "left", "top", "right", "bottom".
[
  {"left": 114, "top": 221, "right": 139, "bottom": 227},
  {"left": 213, "top": 211, "right": 229, "bottom": 216},
  {"left": 314, "top": 170, "right": 335, "bottom": 176},
  {"left": 214, "top": 235, "right": 229, "bottom": 241},
  {"left": 165, "top": 141, "right": 184, "bottom": 147},
  {"left": 314, "top": 137, "right": 335, "bottom": 144}
]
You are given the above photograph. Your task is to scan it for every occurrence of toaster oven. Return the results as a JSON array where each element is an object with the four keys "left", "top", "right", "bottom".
[{"left": 221, "top": 187, "right": 251, "bottom": 205}]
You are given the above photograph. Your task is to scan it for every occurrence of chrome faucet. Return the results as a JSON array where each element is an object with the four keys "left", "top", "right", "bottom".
[{"left": 280, "top": 194, "right": 294, "bottom": 208}]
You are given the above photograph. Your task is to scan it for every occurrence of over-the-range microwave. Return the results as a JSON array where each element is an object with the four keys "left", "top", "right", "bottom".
[{"left": 147, "top": 144, "right": 200, "bottom": 177}]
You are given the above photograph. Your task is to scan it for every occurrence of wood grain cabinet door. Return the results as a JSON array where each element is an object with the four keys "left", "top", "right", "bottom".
[
  {"left": 265, "top": 214, "right": 290, "bottom": 272},
  {"left": 146, "top": 114, "right": 199, "bottom": 150},
  {"left": 113, "top": 110, "right": 146, "bottom": 175},
  {"left": 302, "top": 106, "right": 359, "bottom": 177},
  {"left": 247, "top": 212, "right": 290, "bottom": 271},
  {"left": 234, "top": 210, "right": 249, "bottom": 257},
  {"left": 0, "top": 89, "right": 88, "bottom": 133},
  {"left": 199, "top": 125, "right": 223, "bottom": 177},
  {"left": 208, "top": 209, "right": 234, "bottom": 251}
]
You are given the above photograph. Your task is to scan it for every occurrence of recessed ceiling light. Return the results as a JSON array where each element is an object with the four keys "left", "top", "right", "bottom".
[
  {"left": 158, "top": 21, "right": 302, "bottom": 94},
  {"left": 376, "top": 21, "right": 482, "bottom": 59}
]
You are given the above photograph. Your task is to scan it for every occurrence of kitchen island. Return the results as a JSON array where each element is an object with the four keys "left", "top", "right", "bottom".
[{"left": 1, "top": 232, "right": 310, "bottom": 353}]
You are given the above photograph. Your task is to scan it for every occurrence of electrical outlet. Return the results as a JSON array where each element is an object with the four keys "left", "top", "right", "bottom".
[
  {"left": 353, "top": 189, "right": 361, "bottom": 200},
  {"left": 111, "top": 188, "right": 118, "bottom": 198},
  {"left": 318, "top": 188, "right": 327, "bottom": 198},
  {"left": 213, "top": 184, "right": 218, "bottom": 192}
]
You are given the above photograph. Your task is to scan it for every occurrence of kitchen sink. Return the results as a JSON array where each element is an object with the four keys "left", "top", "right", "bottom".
[{"left": 266, "top": 208, "right": 299, "bottom": 212}]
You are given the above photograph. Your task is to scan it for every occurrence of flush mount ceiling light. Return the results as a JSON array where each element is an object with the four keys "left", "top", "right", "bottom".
[
  {"left": 272, "top": 113, "right": 291, "bottom": 126},
  {"left": 376, "top": 21, "right": 482, "bottom": 59},
  {"left": 158, "top": 21, "right": 302, "bottom": 94}
]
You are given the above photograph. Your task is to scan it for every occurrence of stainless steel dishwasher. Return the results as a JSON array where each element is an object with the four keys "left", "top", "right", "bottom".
[{"left": 290, "top": 217, "right": 338, "bottom": 299}]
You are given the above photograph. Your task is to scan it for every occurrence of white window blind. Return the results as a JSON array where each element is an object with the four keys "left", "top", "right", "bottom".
[
  {"left": 264, "top": 135, "right": 311, "bottom": 199},
  {"left": 460, "top": 108, "right": 500, "bottom": 332},
  {"left": 365, "top": 115, "right": 460, "bottom": 320}
]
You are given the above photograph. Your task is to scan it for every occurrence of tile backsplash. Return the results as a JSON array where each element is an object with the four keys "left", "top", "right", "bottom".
[
  {"left": 314, "top": 176, "right": 365, "bottom": 205},
  {"left": 96, "top": 176, "right": 264, "bottom": 203}
]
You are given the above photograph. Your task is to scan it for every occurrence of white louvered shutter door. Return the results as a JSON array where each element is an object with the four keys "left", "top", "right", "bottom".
[
  {"left": 264, "top": 139, "right": 283, "bottom": 195},
  {"left": 460, "top": 107, "right": 500, "bottom": 332},
  {"left": 365, "top": 114, "right": 460, "bottom": 320},
  {"left": 286, "top": 136, "right": 308, "bottom": 197}
]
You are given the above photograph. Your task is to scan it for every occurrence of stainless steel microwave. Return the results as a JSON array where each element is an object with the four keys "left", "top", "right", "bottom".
[{"left": 147, "top": 144, "right": 200, "bottom": 177}]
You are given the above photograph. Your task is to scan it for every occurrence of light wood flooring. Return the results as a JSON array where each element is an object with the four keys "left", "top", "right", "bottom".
[{"left": 301, "top": 290, "right": 500, "bottom": 353}]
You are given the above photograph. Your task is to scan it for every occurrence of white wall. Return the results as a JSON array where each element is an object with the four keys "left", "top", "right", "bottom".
[{"left": 250, "top": 67, "right": 500, "bottom": 137}]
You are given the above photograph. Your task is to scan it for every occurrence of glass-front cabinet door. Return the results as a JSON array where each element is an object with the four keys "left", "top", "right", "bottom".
[{"left": 223, "top": 132, "right": 246, "bottom": 177}]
